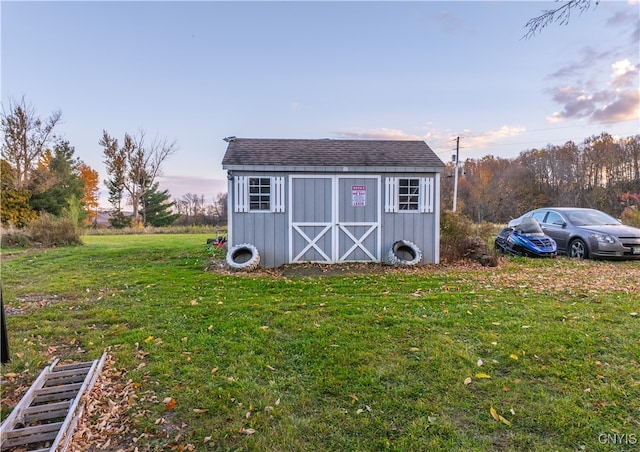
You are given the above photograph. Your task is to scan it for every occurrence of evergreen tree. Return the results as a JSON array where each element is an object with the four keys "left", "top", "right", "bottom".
[
  {"left": 140, "top": 182, "right": 180, "bottom": 227},
  {"left": 29, "top": 141, "right": 85, "bottom": 219}
]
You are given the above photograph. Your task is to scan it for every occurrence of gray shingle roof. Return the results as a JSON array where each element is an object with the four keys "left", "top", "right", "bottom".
[{"left": 222, "top": 138, "right": 445, "bottom": 171}]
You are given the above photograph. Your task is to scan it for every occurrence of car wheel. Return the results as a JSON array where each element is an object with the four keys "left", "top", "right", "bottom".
[{"left": 568, "top": 238, "right": 588, "bottom": 259}]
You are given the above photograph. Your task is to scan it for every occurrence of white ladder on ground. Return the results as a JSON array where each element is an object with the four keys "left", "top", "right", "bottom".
[{"left": 0, "top": 353, "right": 106, "bottom": 452}]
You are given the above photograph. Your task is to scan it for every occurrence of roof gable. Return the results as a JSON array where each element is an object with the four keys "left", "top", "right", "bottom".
[{"left": 222, "top": 138, "right": 445, "bottom": 170}]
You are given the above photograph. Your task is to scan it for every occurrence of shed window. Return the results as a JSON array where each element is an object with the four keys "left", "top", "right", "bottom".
[
  {"left": 398, "top": 178, "right": 420, "bottom": 211},
  {"left": 234, "top": 176, "right": 285, "bottom": 213},
  {"left": 385, "top": 177, "right": 434, "bottom": 213},
  {"left": 249, "top": 178, "right": 271, "bottom": 211}
]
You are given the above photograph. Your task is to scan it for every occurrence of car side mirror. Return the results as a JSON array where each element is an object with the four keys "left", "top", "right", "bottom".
[{"left": 552, "top": 220, "right": 566, "bottom": 227}]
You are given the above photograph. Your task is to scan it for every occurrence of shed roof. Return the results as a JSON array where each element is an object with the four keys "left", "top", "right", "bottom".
[{"left": 222, "top": 138, "right": 445, "bottom": 172}]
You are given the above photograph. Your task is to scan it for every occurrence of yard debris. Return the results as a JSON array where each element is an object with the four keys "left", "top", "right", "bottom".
[{"left": 69, "top": 353, "right": 180, "bottom": 450}]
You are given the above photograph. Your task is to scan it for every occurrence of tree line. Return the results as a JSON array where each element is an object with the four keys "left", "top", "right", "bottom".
[
  {"left": 1, "top": 98, "right": 100, "bottom": 228},
  {"left": 1, "top": 98, "right": 226, "bottom": 231},
  {"left": 4, "top": 99, "right": 638, "bottom": 233},
  {"left": 441, "top": 133, "right": 640, "bottom": 224}
]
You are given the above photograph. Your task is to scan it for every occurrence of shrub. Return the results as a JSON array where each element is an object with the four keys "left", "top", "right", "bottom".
[
  {"left": 621, "top": 206, "right": 640, "bottom": 228},
  {"left": 440, "top": 210, "right": 499, "bottom": 264},
  {"left": 0, "top": 225, "right": 31, "bottom": 247},
  {"left": 27, "top": 214, "right": 83, "bottom": 246}
]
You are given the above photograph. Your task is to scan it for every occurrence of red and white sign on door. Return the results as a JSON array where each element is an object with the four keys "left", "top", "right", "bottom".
[{"left": 352, "top": 185, "right": 366, "bottom": 207}]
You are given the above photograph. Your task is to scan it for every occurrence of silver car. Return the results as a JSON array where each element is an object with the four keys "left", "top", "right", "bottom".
[{"left": 508, "top": 208, "right": 640, "bottom": 260}]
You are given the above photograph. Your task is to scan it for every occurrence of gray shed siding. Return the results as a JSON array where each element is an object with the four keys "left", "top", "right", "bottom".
[
  {"left": 223, "top": 139, "right": 445, "bottom": 268},
  {"left": 228, "top": 171, "right": 440, "bottom": 267},
  {"left": 228, "top": 171, "right": 289, "bottom": 269}
]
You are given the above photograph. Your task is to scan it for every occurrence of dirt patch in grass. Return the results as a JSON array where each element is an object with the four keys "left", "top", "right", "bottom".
[{"left": 3, "top": 293, "right": 67, "bottom": 315}]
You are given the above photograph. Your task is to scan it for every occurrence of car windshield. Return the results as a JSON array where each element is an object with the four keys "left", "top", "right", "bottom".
[{"left": 566, "top": 210, "right": 619, "bottom": 226}]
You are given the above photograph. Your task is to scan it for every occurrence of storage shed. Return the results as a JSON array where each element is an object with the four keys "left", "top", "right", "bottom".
[{"left": 222, "top": 138, "right": 445, "bottom": 268}]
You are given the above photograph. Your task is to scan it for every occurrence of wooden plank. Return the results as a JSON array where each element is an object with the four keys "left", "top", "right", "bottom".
[
  {"left": 51, "top": 361, "right": 93, "bottom": 372},
  {"left": 32, "top": 390, "right": 80, "bottom": 405},
  {"left": 23, "top": 400, "right": 71, "bottom": 415},
  {"left": 2, "top": 421, "right": 63, "bottom": 442},
  {"left": 43, "top": 373, "right": 88, "bottom": 386},
  {"left": 45, "top": 367, "right": 91, "bottom": 379},
  {"left": 34, "top": 383, "right": 83, "bottom": 396},
  {"left": 2, "top": 430, "right": 60, "bottom": 448},
  {"left": 23, "top": 406, "right": 70, "bottom": 423}
]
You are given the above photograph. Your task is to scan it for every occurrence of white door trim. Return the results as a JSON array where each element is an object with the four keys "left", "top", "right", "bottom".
[{"left": 289, "top": 175, "right": 381, "bottom": 264}]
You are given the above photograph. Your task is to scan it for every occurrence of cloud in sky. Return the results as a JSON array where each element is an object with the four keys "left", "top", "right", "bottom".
[
  {"left": 546, "top": 58, "right": 639, "bottom": 124},
  {"left": 334, "top": 126, "right": 526, "bottom": 152},
  {"left": 460, "top": 126, "right": 528, "bottom": 150},
  {"left": 546, "top": 5, "right": 639, "bottom": 125}
]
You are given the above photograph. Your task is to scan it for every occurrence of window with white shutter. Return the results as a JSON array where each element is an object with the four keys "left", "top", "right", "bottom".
[
  {"left": 385, "top": 176, "right": 434, "bottom": 213},
  {"left": 234, "top": 176, "right": 285, "bottom": 213}
]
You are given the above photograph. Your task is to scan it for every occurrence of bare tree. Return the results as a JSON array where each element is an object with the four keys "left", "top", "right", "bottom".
[
  {"left": 524, "top": 0, "right": 597, "bottom": 39},
  {"left": 100, "top": 129, "right": 177, "bottom": 224},
  {"left": 1, "top": 97, "right": 62, "bottom": 190}
]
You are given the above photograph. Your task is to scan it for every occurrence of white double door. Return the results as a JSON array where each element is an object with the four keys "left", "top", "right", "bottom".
[{"left": 289, "top": 175, "right": 381, "bottom": 264}]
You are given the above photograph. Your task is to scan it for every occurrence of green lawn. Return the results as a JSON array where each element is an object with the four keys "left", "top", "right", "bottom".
[{"left": 1, "top": 234, "right": 639, "bottom": 451}]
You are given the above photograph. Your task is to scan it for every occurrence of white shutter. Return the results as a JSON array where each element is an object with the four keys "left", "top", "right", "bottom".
[
  {"left": 272, "top": 177, "right": 285, "bottom": 212},
  {"left": 234, "top": 176, "right": 248, "bottom": 212},
  {"left": 385, "top": 177, "right": 398, "bottom": 213},
  {"left": 419, "top": 177, "right": 434, "bottom": 213}
]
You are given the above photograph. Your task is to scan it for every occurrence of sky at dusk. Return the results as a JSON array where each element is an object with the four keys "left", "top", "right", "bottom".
[{"left": 2, "top": 1, "right": 639, "bottom": 207}]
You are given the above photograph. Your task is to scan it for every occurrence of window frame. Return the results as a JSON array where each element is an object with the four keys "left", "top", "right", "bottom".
[
  {"left": 385, "top": 176, "right": 434, "bottom": 214},
  {"left": 248, "top": 177, "right": 272, "bottom": 211},
  {"left": 397, "top": 178, "right": 420, "bottom": 211}
]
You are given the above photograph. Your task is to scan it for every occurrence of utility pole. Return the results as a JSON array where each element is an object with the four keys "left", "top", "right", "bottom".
[{"left": 453, "top": 136, "right": 460, "bottom": 212}]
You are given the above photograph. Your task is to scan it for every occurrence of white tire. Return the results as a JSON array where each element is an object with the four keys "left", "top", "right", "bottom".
[
  {"left": 226, "top": 243, "right": 260, "bottom": 271},
  {"left": 388, "top": 240, "right": 422, "bottom": 266}
]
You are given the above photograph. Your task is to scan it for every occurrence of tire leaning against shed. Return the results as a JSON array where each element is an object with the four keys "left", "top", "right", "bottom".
[
  {"left": 388, "top": 240, "right": 422, "bottom": 266},
  {"left": 226, "top": 243, "right": 261, "bottom": 271}
]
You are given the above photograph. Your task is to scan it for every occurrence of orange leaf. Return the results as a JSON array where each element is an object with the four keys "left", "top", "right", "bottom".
[{"left": 164, "top": 397, "right": 176, "bottom": 411}]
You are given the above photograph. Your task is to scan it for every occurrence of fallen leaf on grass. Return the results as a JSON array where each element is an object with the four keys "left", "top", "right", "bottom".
[
  {"left": 464, "top": 377, "right": 472, "bottom": 385},
  {"left": 477, "top": 359, "right": 483, "bottom": 367},
  {"left": 510, "top": 354, "right": 519, "bottom": 360},
  {"left": 490, "top": 407, "right": 511, "bottom": 425},
  {"left": 190, "top": 299, "right": 199, "bottom": 305},
  {"left": 163, "top": 397, "right": 176, "bottom": 411},
  {"left": 193, "top": 409, "right": 208, "bottom": 413},
  {"left": 240, "top": 428, "right": 256, "bottom": 435},
  {"left": 475, "top": 373, "right": 492, "bottom": 379},
  {"left": 144, "top": 336, "right": 154, "bottom": 343}
]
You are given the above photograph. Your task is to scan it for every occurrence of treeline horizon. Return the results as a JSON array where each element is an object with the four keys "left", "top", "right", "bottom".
[{"left": 440, "top": 132, "right": 640, "bottom": 224}]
